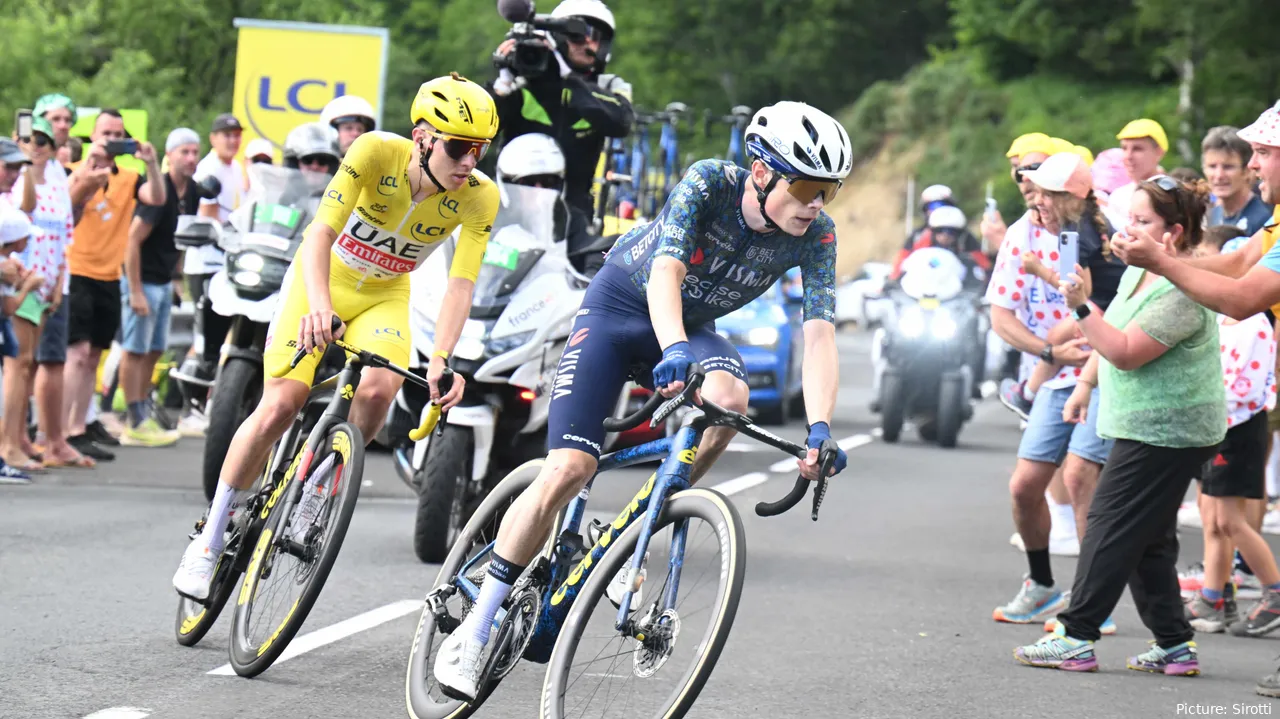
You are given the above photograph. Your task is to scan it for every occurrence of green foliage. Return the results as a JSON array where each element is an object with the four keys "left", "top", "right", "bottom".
[{"left": 845, "top": 54, "right": 1181, "bottom": 221}]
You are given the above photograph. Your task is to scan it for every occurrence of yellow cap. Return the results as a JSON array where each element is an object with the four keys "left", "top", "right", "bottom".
[
  {"left": 1069, "top": 144, "right": 1094, "bottom": 165},
  {"left": 1048, "top": 137, "right": 1077, "bottom": 156},
  {"left": 1007, "top": 132, "right": 1052, "bottom": 159},
  {"left": 1116, "top": 118, "right": 1169, "bottom": 152}
]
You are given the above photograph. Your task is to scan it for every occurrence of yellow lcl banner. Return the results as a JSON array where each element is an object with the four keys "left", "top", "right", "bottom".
[{"left": 231, "top": 18, "right": 389, "bottom": 163}]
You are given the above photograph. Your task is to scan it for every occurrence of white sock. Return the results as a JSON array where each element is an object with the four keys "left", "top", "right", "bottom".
[
  {"left": 463, "top": 575, "right": 514, "bottom": 646},
  {"left": 86, "top": 395, "right": 99, "bottom": 425},
  {"left": 1267, "top": 434, "right": 1280, "bottom": 499},
  {"left": 200, "top": 482, "right": 242, "bottom": 553},
  {"left": 1022, "top": 383, "right": 1036, "bottom": 402}
]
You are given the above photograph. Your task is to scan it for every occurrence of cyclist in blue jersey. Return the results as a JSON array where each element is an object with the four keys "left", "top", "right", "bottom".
[{"left": 434, "top": 100, "right": 854, "bottom": 700}]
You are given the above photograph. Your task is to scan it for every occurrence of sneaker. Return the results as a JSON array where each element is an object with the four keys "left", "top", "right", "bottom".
[
  {"left": 1256, "top": 664, "right": 1280, "bottom": 698},
  {"left": 1184, "top": 592, "right": 1238, "bottom": 633},
  {"left": 172, "top": 538, "right": 218, "bottom": 601},
  {"left": 1126, "top": 641, "right": 1199, "bottom": 676},
  {"left": 1230, "top": 589, "right": 1280, "bottom": 637},
  {"left": 1176, "top": 502, "right": 1202, "bottom": 529},
  {"left": 998, "top": 379, "right": 1033, "bottom": 421},
  {"left": 1177, "top": 562, "right": 1257, "bottom": 597},
  {"left": 433, "top": 632, "right": 485, "bottom": 701},
  {"left": 121, "top": 418, "right": 181, "bottom": 448},
  {"left": 1013, "top": 633, "right": 1098, "bottom": 672},
  {"left": 1043, "top": 616, "right": 1117, "bottom": 636},
  {"left": 69, "top": 434, "right": 114, "bottom": 461},
  {"left": 1263, "top": 508, "right": 1280, "bottom": 536},
  {"left": 994, "top": 577, "right": 1067, "bottom": 623},
  {"left": 178, "top": 410, "right": 208, "bottom": 438},
  {"left": 606, "top": 552, "right": 649, "bottom": 609},
  {"left": 0, "top": 462, "right": 32, "bottom": 484},
  {"left": 1049, "top": 534, "right": 1080, "bottom": 557},
  {"left": 89, "top": 418, "right": 123, "bottom": 446},
  {"left": 1009, "top": 532, "right": 1026, "bottom": 551}
]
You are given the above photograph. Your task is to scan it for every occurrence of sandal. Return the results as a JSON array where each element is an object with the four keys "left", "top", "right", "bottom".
[{"left": 43, "top": 453, "right": 96, "bottom": 469}]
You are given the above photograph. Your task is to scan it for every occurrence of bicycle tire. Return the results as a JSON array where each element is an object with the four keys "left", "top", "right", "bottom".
[
  {"left": 202, "top": 358, "right": 261, "bottom": 501},
  {"left": 227, "top": 420, "right": 365, "bottom": 677},
  {"left": 406, "top": 459, "right": 551, "bottom": 719},
  {"left": 540, "top": 488, "right": 747, "bottom": 719}
]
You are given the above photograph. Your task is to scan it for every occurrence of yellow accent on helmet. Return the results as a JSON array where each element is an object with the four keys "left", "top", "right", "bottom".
[{"left": 411, "top": 72, "right": 499, "bottom": 141}]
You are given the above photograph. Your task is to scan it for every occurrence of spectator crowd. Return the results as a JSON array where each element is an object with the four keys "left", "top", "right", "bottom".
[
  {"left": 0, "top": 94, "right": 322, "bottom": 484},
  {"left": 955, "top": 100, "right": 1280, "bottom": 697}
]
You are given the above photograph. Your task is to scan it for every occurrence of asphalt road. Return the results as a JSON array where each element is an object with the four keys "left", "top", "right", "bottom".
[{"left": 4, "top": 329, "right": 1280, "bottom": 719}]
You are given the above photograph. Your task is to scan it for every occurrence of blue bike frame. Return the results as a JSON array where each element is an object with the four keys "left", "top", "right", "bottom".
[{"left": 449, "top": 419, "right": 704, "bottom": 664}]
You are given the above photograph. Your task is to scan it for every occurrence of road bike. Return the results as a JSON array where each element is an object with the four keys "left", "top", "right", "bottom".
[
  {"left": 175, "top": 318, "right": 453, "bottom": 677},
  {"left": 703, "top": 105, "right": 754, "bottom": 167},
  {"left": 405, "top": 363, "right": 837, "bottom": 718}
]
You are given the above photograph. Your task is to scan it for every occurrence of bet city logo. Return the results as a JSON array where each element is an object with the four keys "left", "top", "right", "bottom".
[{"left": 244, "top": 76, "right": 351, "bottom": 147}]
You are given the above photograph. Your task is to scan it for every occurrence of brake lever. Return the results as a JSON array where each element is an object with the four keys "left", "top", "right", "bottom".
[
  {"left": 649, "top": 363, "right": 704, "bottom": 430},
  {"left": 810, "top": 438, "right": 839, "bottom": 522}
]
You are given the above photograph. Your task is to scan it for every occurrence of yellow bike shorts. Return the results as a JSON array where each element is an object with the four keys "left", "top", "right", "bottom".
[{"left": 263, "top": 258, "right": 411, "bottom": 386}]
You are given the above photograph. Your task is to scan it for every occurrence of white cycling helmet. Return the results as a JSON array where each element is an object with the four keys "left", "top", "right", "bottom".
[
  {"left": 551, "top": 0, "right": 615, "bottom": 67},
  {"left": 745, "top": 101, "right": 852, "bottom": 182},
  {"left": 320, "top": 95, "right": 376, "bottom": 132},
  {"left": 928, "top": 205, "right": 967, "bottom": 231},
  {"left": 921, "top": 184, "right": 953, "bottom": 204},
  {"left": 497, "top": 133, "right": 566, "bottom": 183}
]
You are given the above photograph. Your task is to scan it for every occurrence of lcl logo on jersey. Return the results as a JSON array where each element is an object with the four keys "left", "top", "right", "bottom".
[
  {"left": 410, "top": 223, "right": 448, "bottom": 242},
  {"left": 439, "top": 197, "right": 459, "bottom": 217},
  {"left": 377, "top": 175, "right": 399, "bottom": 197}
]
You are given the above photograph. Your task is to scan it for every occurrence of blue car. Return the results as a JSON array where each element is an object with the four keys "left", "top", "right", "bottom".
[{"left": 715, "top": 277, "right": 804, "bottom": 425}]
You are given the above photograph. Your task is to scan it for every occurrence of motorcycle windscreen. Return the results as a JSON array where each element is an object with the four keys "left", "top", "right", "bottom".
[
  {"left": 226, "top": 164, "right": 325, "bottom": 250},
  {"left": 898, "top": 247, "right": 966, "bottom": 301},
  {"left": 471, "top": 185, "right": 562, "bottom": 313}
]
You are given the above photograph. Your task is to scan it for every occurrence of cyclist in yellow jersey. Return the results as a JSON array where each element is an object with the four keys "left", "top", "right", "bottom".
[{"left": 172, "top": 72, "right": 501, "bottom": 600}]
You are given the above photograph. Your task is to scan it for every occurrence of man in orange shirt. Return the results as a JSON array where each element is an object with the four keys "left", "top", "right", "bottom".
[{"left": 65, "top": 109, "right": 165, "bottom": 460}]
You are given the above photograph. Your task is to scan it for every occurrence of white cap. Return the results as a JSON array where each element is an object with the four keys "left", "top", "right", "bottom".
[
  {"left": 245, "top": 138, "right": 274, "bottom": 160},
  {"left": 1021, "top": 152, "right": 1093, "bottom": 199},
  {"left": 0, "top": 205, "right": 32, "bottom": 245},
  {"left": 1238, "top": 100, "right": 1280, "bottom": 148}
]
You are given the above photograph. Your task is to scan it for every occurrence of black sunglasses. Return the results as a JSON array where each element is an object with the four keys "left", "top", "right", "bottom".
[
  {"left": 1014, "top": 162, "right": 1042, "bottom": 184},
  {"left": 250, "top": 156, "right": 273, "bottom": 164},
  {"left": 32, "top": 134, "right": 53, "bottom": 148},
  {"left": 299, "top": 154, "right": 334, "bottom": 167},
  {"left": 514, "top": 174, "right": 564, "bottom": 191}
]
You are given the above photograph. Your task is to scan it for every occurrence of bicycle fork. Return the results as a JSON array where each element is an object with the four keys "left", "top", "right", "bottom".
[{"left": 613, "top": 423, "right": 702, "bottom": 632}]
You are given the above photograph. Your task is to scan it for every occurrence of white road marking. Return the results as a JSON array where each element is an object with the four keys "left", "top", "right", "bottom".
[
  {"left": 710, "top": 472, "right": 769, "bottom": 496},
  {"left": 207, "top": 599, "right": 421, "bottom": 676},
  {"left": 83, "top": 709, "right": 151, "bottom": 719},
  {"left": 838, "top": 434, "right": 873, "bottom": 451}
]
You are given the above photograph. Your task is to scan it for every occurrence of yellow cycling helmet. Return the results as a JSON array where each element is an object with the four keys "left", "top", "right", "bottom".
[{"left": 411, "top": 72, "right": 499, "bottom": 140}]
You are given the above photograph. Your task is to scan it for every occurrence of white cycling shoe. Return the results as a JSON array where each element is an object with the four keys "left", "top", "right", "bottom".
[
  {"left": 172, "top": 538, "right": 217, "bottom": 601},
  {"left": 433, "top": 632, "right": 485, "bottom": 701}
]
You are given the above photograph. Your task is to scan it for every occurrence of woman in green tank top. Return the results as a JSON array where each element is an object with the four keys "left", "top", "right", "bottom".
[{"left": 1013, "top": 175, "right": 1224, "bottom": 676}]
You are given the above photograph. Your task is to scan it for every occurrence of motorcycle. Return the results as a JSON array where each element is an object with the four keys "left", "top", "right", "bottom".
[
  {"left": 874, "top": 248, "right": 985, "bottom": 448},
  {"left": 175, "top": 164, "right": 328, "bottom": 500},
  {"left": 387, "top": 182, "right": 606, "bottom": 563}
]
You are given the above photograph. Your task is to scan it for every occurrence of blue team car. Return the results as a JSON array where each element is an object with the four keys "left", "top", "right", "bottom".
[{"left": 715, "top": 277, "right": 804, "bottom": 425}]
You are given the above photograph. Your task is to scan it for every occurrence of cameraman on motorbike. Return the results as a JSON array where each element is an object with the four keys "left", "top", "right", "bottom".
[
  {"left": 890, "top": 200, "right": 991, "bottom": 282},
  {"left": 487, "top": 0, "right": 634, "bottom": 275}
]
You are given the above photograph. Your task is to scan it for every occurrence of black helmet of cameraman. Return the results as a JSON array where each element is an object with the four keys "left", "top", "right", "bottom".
[
  {"left": 282, "top": 122, "right": 341, "bottom": 175},
  {"left": 550, "top": 0, "right": 615, "bottom": 75}
]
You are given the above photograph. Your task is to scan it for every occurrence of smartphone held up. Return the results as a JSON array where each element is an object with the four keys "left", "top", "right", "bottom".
[
  {"left": 105, "top": 139, "right": 139, "bottom": 157},
  {"left": 1058, "top": 231, "right": 1080, "bottom": 286}
]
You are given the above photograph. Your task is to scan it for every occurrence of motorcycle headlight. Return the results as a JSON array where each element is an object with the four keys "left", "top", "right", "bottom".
[
  {"left": 899, "top": 306, "right": 925, "bottom": 338},
  {"left": 235, "top": 252, "right": 265, "bottom": 273},
  {"left": 745, "top": 326, "right": 779, "bottom": 349},
  {"left": 232, "top": 270, "right": 261, "bottom": 287},
  {"left": 486, "top": 330, "right": 534, "bottom": 357},
  {"left": 931, "top": 309, "right": 957, "bottom": 339}
]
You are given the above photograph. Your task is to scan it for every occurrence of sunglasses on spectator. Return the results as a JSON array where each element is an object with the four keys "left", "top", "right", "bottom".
[
  {"left": 1014, "top": 162, "right": 1042, "bottom": 183},
  {"left": 515, "top": 174, "right": 565, "bottom": 191},
  {"left": 424, "top": 128, "right": 491, "bottom": 162},
  {"left": 299, "top": 154, "right": 334, "bottom": 168},
  {"left": 1147, "top": 174, "right": 1181, "bottom": 192},
  {"left": 31, "top": 134, "right": 52, "bottom": 149},
  {"left": 250, "top": 156, "right": 272, "bottom": 164}
]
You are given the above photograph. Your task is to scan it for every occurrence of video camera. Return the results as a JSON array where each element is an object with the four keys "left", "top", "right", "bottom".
[{"left": 495, "top": 0, "right": 591, "bottom": 78}]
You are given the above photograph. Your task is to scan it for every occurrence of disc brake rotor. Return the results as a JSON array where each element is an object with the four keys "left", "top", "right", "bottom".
[{"left": 633, "top": 608, "right": 680, "bottom": 678}]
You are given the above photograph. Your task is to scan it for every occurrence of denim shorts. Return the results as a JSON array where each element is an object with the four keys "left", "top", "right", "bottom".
[
  {"left": 1017, "top": 384, "right": 1114, "bottom": 466},
  {"left": 120, "top": 278, "right": 173, "bottom": 354}
]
